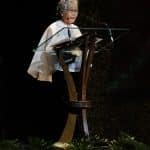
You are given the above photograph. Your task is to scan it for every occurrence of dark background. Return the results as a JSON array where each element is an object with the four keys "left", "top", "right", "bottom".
[{"left": 1, "top": 0, "right": 150, "bottom": 144}]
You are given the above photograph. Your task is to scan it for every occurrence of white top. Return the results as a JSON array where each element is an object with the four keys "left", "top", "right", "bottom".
[{"left": 27, "top": 20, "right": 82, "bottom": 82}]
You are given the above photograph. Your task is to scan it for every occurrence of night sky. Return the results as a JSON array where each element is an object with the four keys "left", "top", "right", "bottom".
[{"left": 1, "top": 0, "right": 150, "bottom": 141}]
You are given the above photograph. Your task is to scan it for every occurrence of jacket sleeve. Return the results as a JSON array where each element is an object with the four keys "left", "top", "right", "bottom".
[{"left": 27, "top": 26, "right": 54, "bottom": 82}]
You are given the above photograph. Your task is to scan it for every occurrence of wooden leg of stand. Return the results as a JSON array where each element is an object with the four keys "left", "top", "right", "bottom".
[
  {"left": 82, "top": 109, "right": 89, "bottom": 138},
  {"left": 52, "top": 114, "right": 77, "bottom": 149},
  {"left": 52, "top": 57, "right": 78, "bottom": 149},
  {"left": 59, "top": 113, "right": 77, "bottom": 142}
]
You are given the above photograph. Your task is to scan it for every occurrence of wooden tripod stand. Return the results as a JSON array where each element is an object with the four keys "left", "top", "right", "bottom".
[{"left": 53, "top": 33, "right": 97, "bottom": 149}]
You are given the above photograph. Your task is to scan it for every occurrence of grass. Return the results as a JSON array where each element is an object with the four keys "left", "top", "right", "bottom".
[{"left": 0, "top": 132, "right": 149, "bottom": 150}]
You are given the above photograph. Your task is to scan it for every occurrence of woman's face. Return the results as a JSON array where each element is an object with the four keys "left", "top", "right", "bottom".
[{"left": 61, "top": 10, "right": 78, "bottom": 24}]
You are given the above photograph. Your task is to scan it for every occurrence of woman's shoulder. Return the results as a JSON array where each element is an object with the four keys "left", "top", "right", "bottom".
[
  {"left": 46, "top": 20, "right": 60, "bottom": 28},
  {"left": 71, "top": 23, "right": 79, "bottom": 28},
  {"left": 70, "top": 24, "right": 80, "bottom": 32},
  {"left": 49, "top": 20, "right": 65, "bottom": 28},
  {"left": 47, "top": 20, "right": 79, "bottom": 29}
]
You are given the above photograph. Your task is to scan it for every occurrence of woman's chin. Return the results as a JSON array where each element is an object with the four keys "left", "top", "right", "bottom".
[{"left": 67, "top": 19, "right": 76, "bottom": 24}]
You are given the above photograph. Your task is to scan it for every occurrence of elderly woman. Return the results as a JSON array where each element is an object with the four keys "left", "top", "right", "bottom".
[{"left": 27, "top": 0, "right": 82, "bottom": 142}]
